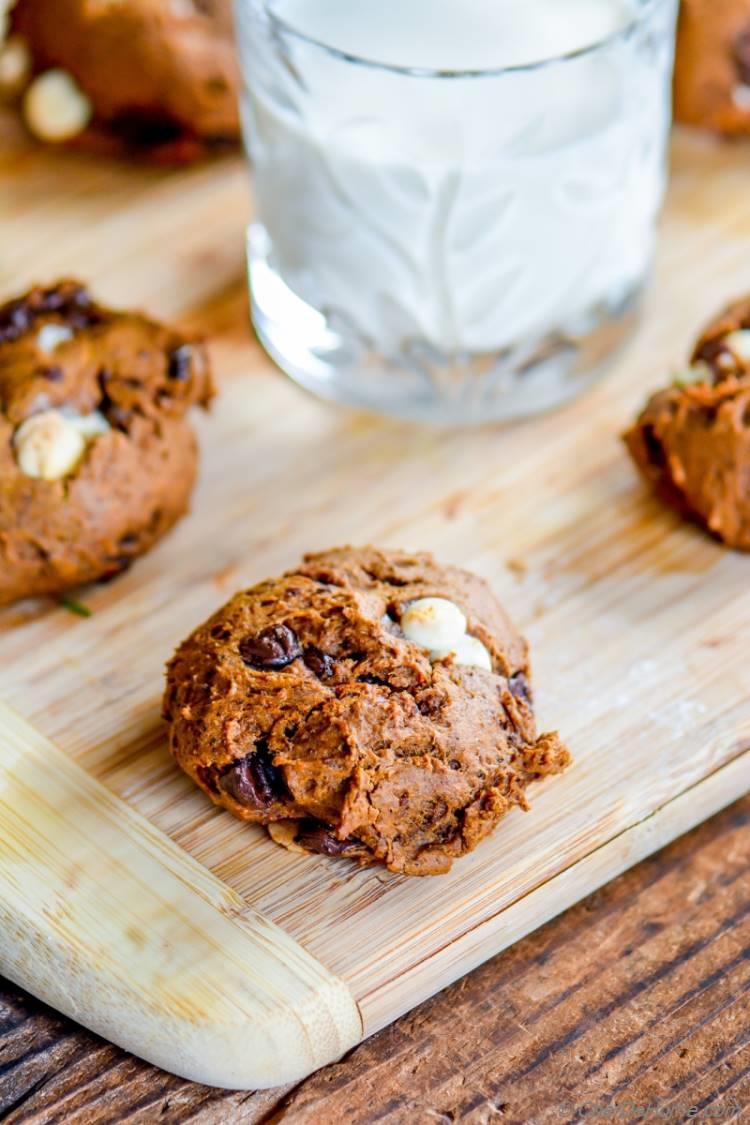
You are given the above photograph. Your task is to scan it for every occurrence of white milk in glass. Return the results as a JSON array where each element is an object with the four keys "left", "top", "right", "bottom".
[{"left": 237, "top": 0, "right": 677, "bottom": 421}]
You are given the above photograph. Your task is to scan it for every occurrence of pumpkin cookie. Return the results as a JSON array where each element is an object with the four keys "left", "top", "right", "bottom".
[
  {"left": 7, "top": 0, "right": 239, "bottom": 159},
  {"left": 674, "top": 0, "right": 750, "bottom": 134},
  {"left": 0, "top": 280, "right": 213, "bottom": 605},
  {"left": 164, "top": 546, "right": 571, "bottom": 876},
  {"left": 624, "top": 294, "right": 750, "bottom": 549}
]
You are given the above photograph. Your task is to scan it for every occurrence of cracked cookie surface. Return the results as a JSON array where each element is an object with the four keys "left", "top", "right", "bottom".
[
  {"left": 164, "top": 546, "right": 571, "bottom": 876},
  {"left": 624, "top": 294, "right": 750, "bottom": 550},
  {"left": 0, "top": 280, "right": 213, "bottom": 605}
]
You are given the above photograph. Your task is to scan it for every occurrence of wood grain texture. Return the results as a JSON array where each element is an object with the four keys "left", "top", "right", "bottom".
[
  {"left": 1, "top": 796, "right": 748, "bottom": 1123},
  {"left": 1, "top": 111, "right": 750, "bottom": 1072},
  {"left": 0, "top": 704, "right": 361, "bottom": 1089}
]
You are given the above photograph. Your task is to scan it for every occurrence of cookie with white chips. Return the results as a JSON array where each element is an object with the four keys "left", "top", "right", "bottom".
[
  {"left": 0, "top": 280, "right": 213, "bottom": 605},
  {"left": 6, "top": 0, "right": 239, "bottom": 160},
  {"left": 164, "top": 546, "right": 571, "bottom": 876}
]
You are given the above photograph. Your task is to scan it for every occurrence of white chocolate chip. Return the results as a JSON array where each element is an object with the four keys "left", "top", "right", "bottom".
[
  {"left": 400, "top": 597, "right": 467, "bottom": 652},
  {"left": 734, "top": 83, "right": 750, "bottom": 112},
  {"left": 67, "top": 408, "right": 110, "bottom": 440},
  {"left": 13, "top": 408, "right": 110, "bottom": 480},
  {"left": 432, "top": 634, "right": 493, "bottom": 672},
  {"left": 724, "top": 330, "right": 750, "bottom": 362},
  {"left": 37, "top": 323, "right": 74, "bottom": 354},
  {"left": 673, "top": 361, "right": 711, "bottom": 388},
  {"left": 13, "top": 410, "right": 85, "bottom": 480},
  {"left": 0, "top": 34, "right": 30, "bottom": 95},
  {"left": 23, "top": 69, "right": 92, "bottom": 142}
]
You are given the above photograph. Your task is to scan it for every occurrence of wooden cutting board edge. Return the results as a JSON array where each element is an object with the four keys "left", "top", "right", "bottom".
[
  {"left": 359, "top": 739, "right": 750, "bottom": 1033},
  {"left": 0, "top": 701, "right": 362, "bottom": 1091},
  {"left": 1, "top": 696, "right": 747, "bottom": 1088}
]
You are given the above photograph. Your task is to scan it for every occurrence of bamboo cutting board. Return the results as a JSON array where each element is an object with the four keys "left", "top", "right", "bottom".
[{"left": 1, "top": 115, "right": 750, "bottom": 1089}]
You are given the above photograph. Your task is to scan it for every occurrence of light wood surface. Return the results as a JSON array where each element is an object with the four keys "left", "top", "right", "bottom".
[
  {"left": 2, "top": 797, "right": 747, "bottom": 1121},
  {"left": 0, "top": 702, "right": 361, "bottom": 1088},
  {"left": 1, "top": 114, "right": 750, "bottom": 1086}
]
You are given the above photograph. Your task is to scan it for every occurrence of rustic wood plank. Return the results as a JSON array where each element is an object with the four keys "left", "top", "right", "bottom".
[
  {"left": 271, "top": 798, "right": 750, "bottom": 1125},
  {"left": 0, "top": 991, "right": 286, "bottom": 1124},
  {"left": 1, "top": 796, "right": 748, "bottom": 1123}
]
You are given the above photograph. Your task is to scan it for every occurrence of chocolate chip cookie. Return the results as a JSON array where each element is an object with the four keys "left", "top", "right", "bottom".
[
  {"left": 9, "top": 0, "right": 239, "bottom": 159},
  {"left": 624, "top": 294, "right": 750, "bottom": 549},
  {"left": 674, "top": 0, "right": 750, "bottom": 134},
  {"left": 0, "top": 280, "right": 214, "bottom": 605},
  {"left": 164, "top": 547, "right": 571, "bottom": 876}
]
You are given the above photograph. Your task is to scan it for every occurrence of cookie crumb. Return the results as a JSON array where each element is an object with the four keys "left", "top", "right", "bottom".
[{"left": 507, "top": 557, "right": 528, "bottom": 579}]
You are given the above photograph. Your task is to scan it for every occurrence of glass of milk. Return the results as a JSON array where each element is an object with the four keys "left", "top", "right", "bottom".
[{"left": 236, "top": 0, "right": 678, "bottom": 424}]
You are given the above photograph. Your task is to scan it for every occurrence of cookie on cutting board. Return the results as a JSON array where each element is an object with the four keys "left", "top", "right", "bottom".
[
  {"left": 164, "top": 546, "right": 571, "bottom": 876},
  {"left": 0, "top": 280, "right": 213, "bottom": 605},
  {"left": 624, "top": 293, "right": 750, "bottom": 549}
]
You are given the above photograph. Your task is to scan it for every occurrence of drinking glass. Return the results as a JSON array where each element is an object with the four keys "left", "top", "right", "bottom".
[{"left": 235, "top": 0, "right": 679, "bottom": 424}]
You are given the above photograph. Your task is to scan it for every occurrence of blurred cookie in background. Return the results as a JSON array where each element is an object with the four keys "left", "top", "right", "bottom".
[
  {"left": 0, "top": 280, "right": 214, "bottom": 605},
  {"left": 0, "top": 0, "right": 240, "bottom": 162},
  {"left": 674, "top": 0, "right": 750, "bottom": 134},
  {"left": 624, "top": 293, "right": 750, "bottom": 550}
]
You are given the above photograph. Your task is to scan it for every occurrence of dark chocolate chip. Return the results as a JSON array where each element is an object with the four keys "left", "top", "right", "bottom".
[
  {"left": 66, "top": 311, "right": 95, "bottom": 331},
  {"left": 424, "top": 799, "right": 448, "bottom": 826},
  {"left": 239, "top": 624, "right": 302, "bottom": 670},
  {"left": 357, "top": 672, "right": 387, "bottom": 686},
  {"left": 71, "top": 285, "right": 92, "bottom": 309},
  {"left": 294, "top": 820, "right": 367, "bottom": 858},
  {"left": 98, "top": 555, "right": 134, "bottom": 582},
  {"left": 108, "top": 109, "right": 185, "bottom": 148},
  {"left": 219, "top": 744, "right": 285, "bottom": 810},
  {"left": 642, "top": 424, "right": 666, "bottom": 470},
  {"left": 416, "top": 689, "right": 444, "bottom": 718},
  {"left": 693, "top": 336, "right": 735, "bottom": 376},
  {"left": 0, "top": 299, "right": 31, "bottom": 343},
  {"left": 107, "top": 405, "right": 132, "bottom": 431},
  {"left": 509, "top": 672, "right": 533, "bottom": 705},
  {"left": 734, "top": 27, "right": 750, "bottom": 86},
  {"left": 196, "top": 764, "right": 220, "bottom": 795},
  {"left": 39, "top": 285, "right": 90, "bottom": 313},
  {"left": 168, "top": 345, "right": 192, "bottom": 381},
  {"left": 304, "top": 647, "right": 335, "bottom": 678},
  {"left": 0, "top": 284, "right": 100, "bottom": 346}
]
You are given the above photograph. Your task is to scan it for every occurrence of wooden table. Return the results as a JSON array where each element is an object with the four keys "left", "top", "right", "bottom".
[{"left": 1, "top": 795, "right": 748, "bottom": 1123}]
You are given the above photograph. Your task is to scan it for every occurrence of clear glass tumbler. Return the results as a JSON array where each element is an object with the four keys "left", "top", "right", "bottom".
[{"left": 235, "top": 0, "right": 678, "bottom": 425}]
